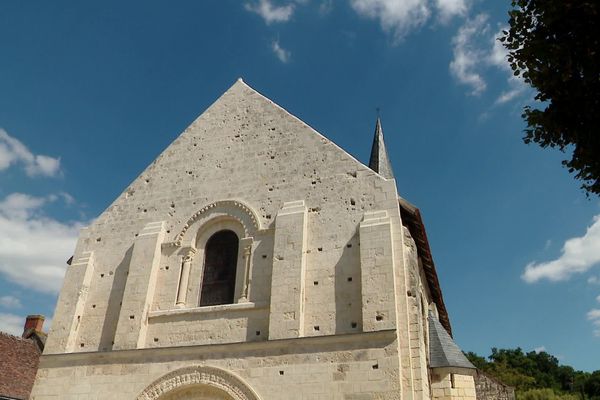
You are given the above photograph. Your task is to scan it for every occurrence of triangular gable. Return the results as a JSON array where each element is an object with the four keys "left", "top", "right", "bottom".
[{"left": 93, "top": 78, "right": 394, "bottom": 235}]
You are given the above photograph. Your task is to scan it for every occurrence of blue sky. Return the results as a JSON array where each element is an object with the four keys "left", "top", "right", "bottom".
[{"left": 0, "top": 0, "right": 599, "bottom": 371}]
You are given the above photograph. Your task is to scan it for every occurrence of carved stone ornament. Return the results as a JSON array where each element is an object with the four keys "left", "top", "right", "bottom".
[
  {"left": 136, "top": 365, "right": 261, "bottom": 400},
  {"left": 171, "top": 200, "right": 263, "bottom": 247}
]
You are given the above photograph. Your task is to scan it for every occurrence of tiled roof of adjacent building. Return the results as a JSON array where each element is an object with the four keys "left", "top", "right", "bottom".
[{"left": 0, "top": 326, "right": 45, "bottom": 400}]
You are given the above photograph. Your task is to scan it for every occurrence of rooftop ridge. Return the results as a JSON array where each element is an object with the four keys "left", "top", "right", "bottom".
[{"left": 0, "top": 330, "right": 38, "bottom": 343}]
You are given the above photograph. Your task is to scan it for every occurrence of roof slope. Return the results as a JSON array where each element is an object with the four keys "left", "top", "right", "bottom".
[
  {"left": 399, "top": 197, "right": 451, "bottom": 335},
  {"left": 428, "top": 313, "right": 475, "bottom": 370},
  {"left": 94, "top": 78, "right": 386, "bottom": 233},
  {"left": 0, "top": 332, "right": 42, "bottom": 400}
]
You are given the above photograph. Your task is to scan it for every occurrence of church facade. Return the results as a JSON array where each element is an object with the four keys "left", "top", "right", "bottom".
[{"left": 31, "top": 79, "right": 476, "bottom": 400}]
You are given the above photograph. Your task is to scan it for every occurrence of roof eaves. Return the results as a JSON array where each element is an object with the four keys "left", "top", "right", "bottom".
[{"left": 398, "top": 197, "right": 452, "bottom": 336}]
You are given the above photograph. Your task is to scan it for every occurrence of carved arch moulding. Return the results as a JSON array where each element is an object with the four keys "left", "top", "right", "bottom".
[
  {"left": 136, "top": 365, "right": 262, "bottom": 400},
  {"left": 166, "top": 200, "right": 265, "bottom": 248}
]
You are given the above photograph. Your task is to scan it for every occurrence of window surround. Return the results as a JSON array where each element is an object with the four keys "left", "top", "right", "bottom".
[{"left": 167, "top": 200, "right": 265, "bottom": 310}]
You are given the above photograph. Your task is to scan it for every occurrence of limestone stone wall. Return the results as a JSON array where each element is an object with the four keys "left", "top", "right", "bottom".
[
  {"left": 45, "top": 79, "right": 402, "bottom": 356},
  {"left": 474, "top": 371, "right": 516, "bottom": 400},
  {"left": 34, "top": 79, "right": 456, "bottom": 399},
  {"left": 431, "top": 372, "right": 477, "bottom": 400},
  {"left": 32, "top": 331, "right": 402, "bottom": 400},
  {"left": 403, "top": 226, "right": 431, "bottom": 400}
]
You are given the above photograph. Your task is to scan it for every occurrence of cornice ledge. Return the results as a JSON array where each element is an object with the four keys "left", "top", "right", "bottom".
[{"left": 39, "top": 329, "right": 397, "bottom": 367}]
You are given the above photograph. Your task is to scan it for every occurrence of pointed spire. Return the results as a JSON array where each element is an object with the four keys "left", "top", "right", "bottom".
[{"left": 368, "top": 117, "right": 395, "bottom": 179}]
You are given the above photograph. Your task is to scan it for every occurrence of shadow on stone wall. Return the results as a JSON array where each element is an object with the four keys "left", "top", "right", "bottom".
[
  {"left": 99, "top": 245, "right": 133, "bottom": 351},
  {"left": 335, "top": 232, "right": 361, "bottom": 335}
]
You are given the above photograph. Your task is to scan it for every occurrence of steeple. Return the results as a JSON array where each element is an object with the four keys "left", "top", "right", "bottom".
[{"left": 368, "top": 117, "right": 395, "bottom": 179}]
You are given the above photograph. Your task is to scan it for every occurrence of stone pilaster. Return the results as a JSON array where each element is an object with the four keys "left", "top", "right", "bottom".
[
  {"left": 268, "top": 200, "right": 308, "bottom": 340},
  {"left": 113, "top": 221, "right": 166, "bottom": 350},
  {"left": 359, "top": 210, "right": 397, "bottom": 332},
  {"left": 45, "top": 228, "right": 95, "bottom": 354}
]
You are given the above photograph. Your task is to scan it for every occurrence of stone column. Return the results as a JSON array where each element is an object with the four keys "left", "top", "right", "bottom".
[
  {"left": 268, "top": 200, "right": 308, "bottom": 340},
  {"left": 238, "top": 237, "right": 253, "bottom": 302},
  {"left": 113, "top": 221, "right": 166, "bottom": 350},
  {"left": 176, "top": 247, "right": 196, "bottom": 307},
  {"left": 359, "top": 210, "right": 398, "bottom": 332}
]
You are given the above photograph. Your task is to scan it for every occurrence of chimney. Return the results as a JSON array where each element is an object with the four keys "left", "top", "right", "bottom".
[{"left": 23, "top": 314, "right": 45, "bottom": 337}]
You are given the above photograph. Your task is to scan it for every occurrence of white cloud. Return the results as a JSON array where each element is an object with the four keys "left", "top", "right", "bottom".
[
  {"left": 319, "top": 0, "right": 334, "bottom": 15},
  {"left": 488, "top": 27, "right": 527, "bottom": 105},
  {"left": 350, "top": 0, "right": 431, "bottom": 41},
  {"left": 245, "top": 0, "right": 294, "bottom": 24},
  {"left": 588, "top": 276, "right": 600, "bottom": 285},
  {"left": 0, "top": 312, "right": 24, "bottom": 336},
  {"left": 0, "top": 193, "right": 48, "bottom": 220},
  {"left": 349, "top": 0, "right": 468, "bottom": 41},
  {"left": 495, "top": 86, "right": 523, "bottom": 105},
  {"left": 58, "top": 192, "right": 75, "bottom": 205},
  {"left": 0, "top": 295, "right": 22, "bottom": 309},
  {"left": 487, "top": 29, "right": 508, "bottom": 68},
  {"left": 436, "top": 0, "right": 468, "bottom": 22},
  {"left": 29, "top": 155, "right": 61, "bottom": 177},
  {"left": 533, "top": 346, "right": 546, "bottom": 353},
  {"left": 588, "top": 309, "right": 600, "bottom": 319},
  {"left": 347, "top": 3, "right": 524, "bottom": 102},
  {"left": 271, "top": 40, "right": 291, "bottom": 63},
  {"left": 522, "top": 215, "right": 600, "bottom": 283},
  {"left": 0, "top": 129, "right": 61, "bottom": 177},
  {"left": 449, "top": 14, "right": 489, "bottom": 95},
  {"left": 449, "top": 17, "right": 528, "bottom": 102},
  {"left": 0, "top": 193, "right": 83, "bottom": 294},
  {"left": 597, "top": 295, "right": 600, "bottom": 303},
  {"left": 588, "top": 309, "right": 600, "bottom": 337}
]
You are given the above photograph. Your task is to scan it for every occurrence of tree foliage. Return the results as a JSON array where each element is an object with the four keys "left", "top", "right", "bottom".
[
  {"left": 466, "top": 348, "right": 600, "bottom": 399},
  {"left": 501, "top": 0, "right": 600, "bottom": 195},
  {"left": 520, "top": 388, "right": 579, "bottom": 400}
]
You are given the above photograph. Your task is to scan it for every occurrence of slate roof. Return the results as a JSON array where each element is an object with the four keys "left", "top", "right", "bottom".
[
  {"left": 428, "top": 312, "right": 476, "bottom": 370},
  {"left": 368, "top": 117, "right": 395, "bottom": 179}
]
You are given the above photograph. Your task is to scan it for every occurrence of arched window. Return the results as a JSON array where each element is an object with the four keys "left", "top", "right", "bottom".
[{"left": 199, "top": 230, "right": 239, "bottom": 306}]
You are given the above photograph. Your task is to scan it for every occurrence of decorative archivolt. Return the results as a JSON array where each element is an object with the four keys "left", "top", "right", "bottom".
[
  {"left": 172, "top": 200, "right": 263, "bottom": 247},
  {"left": 136, "top": 365, "right": 261, "bottom": 400}
]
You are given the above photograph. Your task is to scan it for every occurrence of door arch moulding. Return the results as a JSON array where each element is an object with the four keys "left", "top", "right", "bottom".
[{"left": 136, "top": 365, "right": 261, "bottom": 400}]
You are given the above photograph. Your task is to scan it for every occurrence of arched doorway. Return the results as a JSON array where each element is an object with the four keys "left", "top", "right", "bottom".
[{"left": 136, "top": 366, "right": 261, "bottom": 400}]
